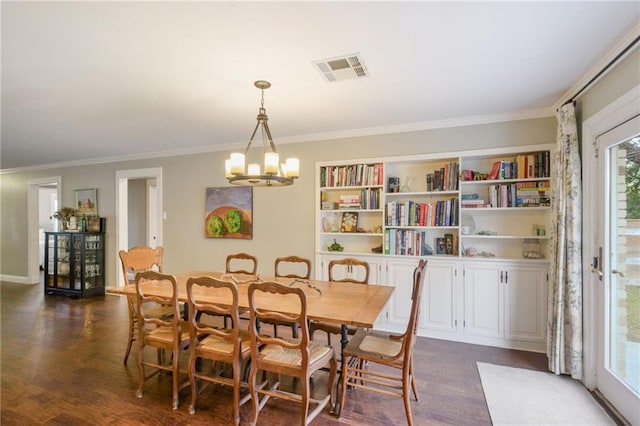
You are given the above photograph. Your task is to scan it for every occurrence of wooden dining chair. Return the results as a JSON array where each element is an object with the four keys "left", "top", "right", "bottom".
[
  {"left": 247, "top": 281, "right": 337, "bottom": 426},
  {"left": 338, "top": 259, "right": 427, "bottom": 426},
  {"left": 186, "top": 276, "right": 252, "bottom": 425},
  {"left": 218, "top": 252, "right": 258, "bottom": 327},
  {"left": 134, "top": 270, "right": 191, "bottom": 410},
  {"left": 119, "top": 246, "right": 175, "bottom": 365},
  {"left": 225, "top": 252, "right": 258, "bottom": 275},
  {"left": 309, "top": 257, "right": 369, "bottom": 345},
  {"left": 266, "top": 255, "right": 313, "bottom": 338}
]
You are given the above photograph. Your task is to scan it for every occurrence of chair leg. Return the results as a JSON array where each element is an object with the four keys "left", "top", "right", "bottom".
[
  {"left": 124, "top": 298, "right": 137, "bottom": 365},
  {"left": 402, "top": 373, "right": 414, "bottom": 426},
  {"left": 300, "top": 375, "right": 310, "bottom": 426},
  {"left": 409, "top": 357, "right": 419, "bottom": 401},
  {"left": 188, "top": 352, "right": 198, "bottom": 415},
  {"left": 123, "top": 323, "right": 135, "bottom": 365},
  {"left": 232, "top": 357, "right": 242, "bottom": 426},
  {"left": 248, "top": 362, "right": 260, "bottom": 425},
  {"left": 328, "top": 356, "right": 337, "bottom": 413},
  {"left": 338, "top": 354, "right": 349, "bottom": 417},
  {"left": 171, "top": 345, "right": 181, "bottom": 410},
  {"left": 135, "top": 343, "right": 145, "bottom": 399}
]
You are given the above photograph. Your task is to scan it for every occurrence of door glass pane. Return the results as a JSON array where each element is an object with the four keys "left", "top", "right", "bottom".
[{"left": 608, "top": 136, "right": 640, "bottom": 394}]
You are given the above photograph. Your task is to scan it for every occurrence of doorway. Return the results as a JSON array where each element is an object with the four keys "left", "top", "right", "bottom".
[
  {"left": 27, "top": 176, "right": 61, "bottom": 284},
  {"left": 115, "top": 168, "right": 163, "bottom": 287},
  {"left": 584, "top": 86, "right": 640, "bottom": 425}
]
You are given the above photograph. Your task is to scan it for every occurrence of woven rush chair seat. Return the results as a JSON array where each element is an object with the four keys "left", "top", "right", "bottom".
[
  {"left": 338, "top": 259, "right": 427, "bottom": 426},
  {"left": 260, "top": 338, "right": 332, "bottom": 366},
  {"left": 197, "top": 329, "right": 251, "bottom": 355}
]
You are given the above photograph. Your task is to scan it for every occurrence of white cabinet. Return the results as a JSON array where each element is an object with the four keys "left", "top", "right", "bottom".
[
  {"left": 463, "top": 262, "right": 504, "bottom": 339},
  {"left": 420, "top": 259, "right": 459, "bottom": 334},
  {"left": 463, "top": 261, "right": 548, "bottom": 350},
  {"left": 504, "top": 264, "right": 547, "bottom": 343}
]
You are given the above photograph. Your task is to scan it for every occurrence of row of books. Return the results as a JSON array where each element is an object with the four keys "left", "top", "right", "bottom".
[
  {"left": 488, "top": 151, "right": 550, "bottom": 180},
  {"left": 385, "top": 198, "right": 459, "bottom": 227},
  {"left": 425, "top": 161, "right": 459, "bottom": 192},
  {"left": 486, "top": 182, "right": 551, "bottom": 208},
  {"left": 384, "top": 229, "right": 430, "bottom": 256},
  {"left": 337, "top": 188, "right": 382, "bottom": 210},
  {"left": 320, "top": 163, "right": 384, "bottom": 188}
]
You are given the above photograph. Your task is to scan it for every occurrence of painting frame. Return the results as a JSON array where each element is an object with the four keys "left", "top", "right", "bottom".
[
  {"left": 75, "top": 188, "right": 98, "bottom": 216},
  {"left": 340, "top": 211, "right": 358, "bottom": 233},
  {"left": 205, "top": 187, "right": 253, "bottom": 239}
]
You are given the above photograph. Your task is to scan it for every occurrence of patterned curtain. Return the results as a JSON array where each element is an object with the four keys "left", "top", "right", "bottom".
[{"left": 548, "top": 102, "right": 583, "bottom": 379}]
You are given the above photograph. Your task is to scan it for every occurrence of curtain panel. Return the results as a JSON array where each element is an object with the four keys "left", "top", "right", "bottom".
[{"left": 548, "top": 102, "right": 583, "bottom": 379}]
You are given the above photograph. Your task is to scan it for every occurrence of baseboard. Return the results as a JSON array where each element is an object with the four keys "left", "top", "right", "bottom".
[
  {"left": 0, "top": 274, "right": 38, "bottom": 285},
  {"left": 592, "top": 389, "right": 631, "bottom": 426}
]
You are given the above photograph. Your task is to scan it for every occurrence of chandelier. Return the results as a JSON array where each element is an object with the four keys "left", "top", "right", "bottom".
[{"left": 225, "top": 80, "right": 299, "bottom": 186}]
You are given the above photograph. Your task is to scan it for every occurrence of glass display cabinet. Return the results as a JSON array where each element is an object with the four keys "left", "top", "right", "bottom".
[{"left": 44, "top": 232, "right": 105, "bottom": 298}]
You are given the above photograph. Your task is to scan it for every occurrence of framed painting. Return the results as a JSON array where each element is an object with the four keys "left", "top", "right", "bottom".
[
  {"left": 340, "top": 211, "right": 358, "bottom": 233},
  {"left": 75, "top": 188, "right": 98, "bottom": 216},
  {"left": 205, "top": 187, "right": 253, "bottom": 239}
]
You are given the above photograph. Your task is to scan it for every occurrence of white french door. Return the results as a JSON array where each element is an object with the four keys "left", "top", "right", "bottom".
[{"left": 593, "top": 114, "right": 640, "bottom": 425}]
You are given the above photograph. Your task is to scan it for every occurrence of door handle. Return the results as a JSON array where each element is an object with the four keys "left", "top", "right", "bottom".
[
  {"left": 591, "top": 249, "right": 603, "bottom": 281},
  {"left": 611, "top": 269, "right": 625, "bottom": 278}
]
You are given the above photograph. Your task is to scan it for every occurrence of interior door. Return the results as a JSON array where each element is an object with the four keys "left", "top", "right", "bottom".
[{"left": 594, "top": 115, "right": 640, "bottom": 425}]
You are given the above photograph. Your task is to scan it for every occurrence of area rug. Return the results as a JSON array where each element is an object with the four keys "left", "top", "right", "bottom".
[{"left": 477, "top": 362, "right": 614, "bottom": 425}]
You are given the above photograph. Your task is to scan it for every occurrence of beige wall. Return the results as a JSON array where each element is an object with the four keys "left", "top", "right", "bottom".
[{"left": 1, "top": 117, "right": 555, "bottom": 286}]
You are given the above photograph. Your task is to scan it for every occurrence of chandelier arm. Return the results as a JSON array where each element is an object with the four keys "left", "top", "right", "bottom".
[
  {"left": 262, "top": 123, "right": 277, "bottom": 153},
  {"left": 245, "top": 121, "right": 261, "bottom": 154}
]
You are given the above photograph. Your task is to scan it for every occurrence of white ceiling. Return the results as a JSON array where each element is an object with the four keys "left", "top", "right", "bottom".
[{"left": 1, "top": 1, "right": 639, "bottom": 171}]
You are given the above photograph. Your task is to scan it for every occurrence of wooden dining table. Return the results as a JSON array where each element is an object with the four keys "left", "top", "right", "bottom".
[{"left": 108, "top": 270, "right": 394, "bottom": 415}]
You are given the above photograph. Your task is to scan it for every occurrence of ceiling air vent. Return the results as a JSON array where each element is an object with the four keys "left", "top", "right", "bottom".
[{"left": 313, "top": 53, "right": 368, "bottom": 82}]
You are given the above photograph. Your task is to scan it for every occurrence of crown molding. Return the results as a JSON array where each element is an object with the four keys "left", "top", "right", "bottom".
[{"left": 0, "top": 107, "right": 553, "bottom": 175}]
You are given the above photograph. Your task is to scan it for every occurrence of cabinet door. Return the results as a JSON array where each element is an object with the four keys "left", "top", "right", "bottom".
[
  {"left": 504, "top": 264, "right": 547, "bottom": 342},
  {"left": 385, "top": 258, "right": 421, "bottom": 329},
  {"left": 421, "top": 260, "right": 458, "bottom": 333},
  {"left": 463, "top": 263, "right": 503, "bottom": 338}
]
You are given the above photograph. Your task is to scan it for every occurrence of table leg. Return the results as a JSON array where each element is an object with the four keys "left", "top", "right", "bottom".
[{"left": 333, "top": 324, "right": 349, "bottom": 415}]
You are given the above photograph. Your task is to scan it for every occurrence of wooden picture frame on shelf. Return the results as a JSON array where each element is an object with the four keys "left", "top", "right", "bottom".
[
  {"left": 340, "top": 211, "right": 358, "bottom": 233},
  {"left": 87, "top": 216, "right": 101, "bottom": 232},
  {"left": 436, "top": 237, "right": 446, "bottom": 254},
  {"left": 444, "top": 233, "right": 454, "bottom": 255}
]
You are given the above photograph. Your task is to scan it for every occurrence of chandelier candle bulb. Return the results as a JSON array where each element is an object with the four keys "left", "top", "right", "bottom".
[
  {"left": 230, "top": 153, "right": 245, "bottom": 175},
  {"left": 264, "top": 152, "right": 279, "bottom": 174},
  {"left": 286, "top": 158, "right": 300, "bottom": 177},
  {"left": 248, "top": 163, "right": 260, "bottom": 176}
]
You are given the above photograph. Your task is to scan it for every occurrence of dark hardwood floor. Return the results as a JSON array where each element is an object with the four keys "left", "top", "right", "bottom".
[{"left": 1, "top": 281, "right": 548, "bottom": 425}]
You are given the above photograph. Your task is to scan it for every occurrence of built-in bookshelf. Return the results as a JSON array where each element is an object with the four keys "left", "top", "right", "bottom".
[{"left": 315, "top": 144, "right": 553, "bottom": 262}]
